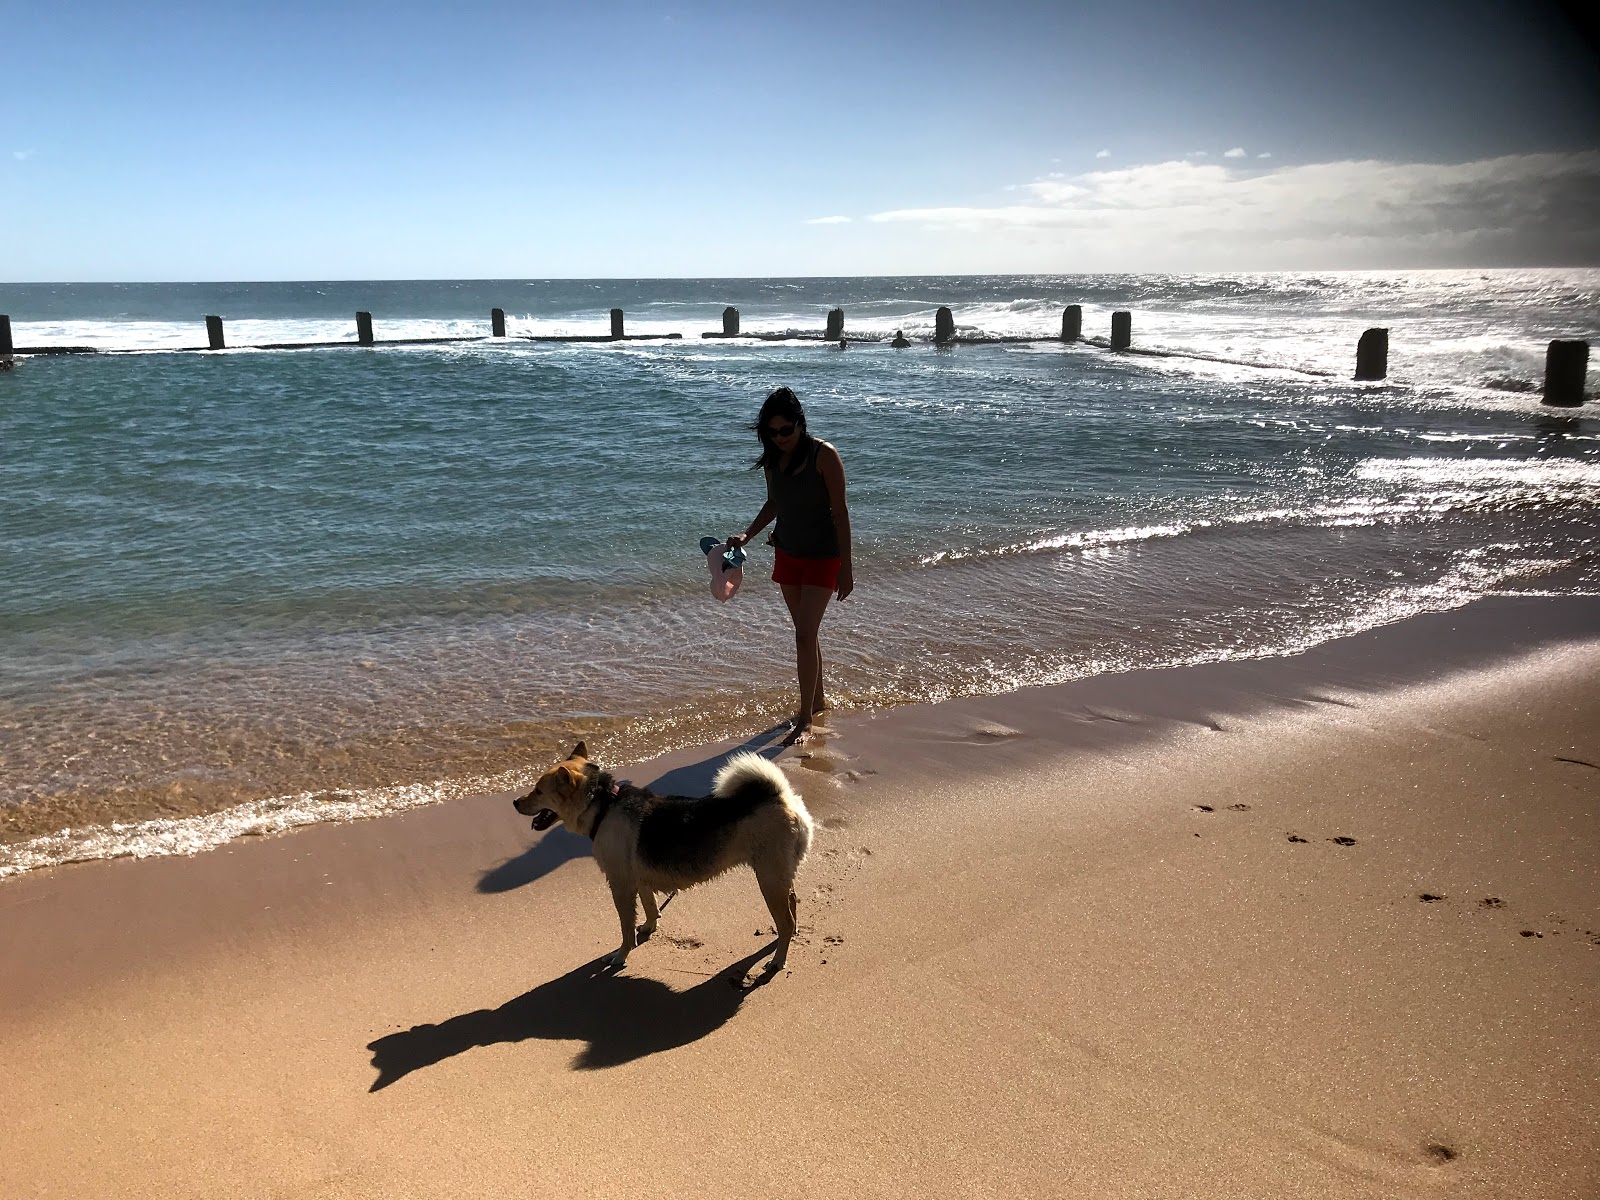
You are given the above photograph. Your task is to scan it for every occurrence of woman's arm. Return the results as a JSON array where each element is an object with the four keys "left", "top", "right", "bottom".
[
  {"left": 818, "top": 444, "right": 853, "bottom": 600},
  {"left": 727, "top": 493, "right": 776, "bottom": 551}
]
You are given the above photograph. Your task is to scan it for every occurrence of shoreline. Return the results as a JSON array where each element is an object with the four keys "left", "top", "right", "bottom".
[
  {"left": 6, "top": 584, "right": 1597, "bottom": 879},
  {"left": 2, "top": 593, "right": 1598, "bottom": 1197}
]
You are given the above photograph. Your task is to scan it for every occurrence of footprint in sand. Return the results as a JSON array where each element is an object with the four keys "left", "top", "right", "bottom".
[
  {"left": 1080, "top": 708, "right": 1138, "bottom": 725},
  {"left": 1423, "top": 1143, "right": 1459, "bottom": 1166},
  {"left": 1305, "top": 693, "right": 1361, "bottom": 710},
  {"left": 1286, "top": 834, "right": 1309, "bottom": 843},
  {"left": 1419, "top": 893, "right": 1446, "bottom": 903},
  {"left": 821, "top": 816, "right": 849, "bottom": 831},
  {"left": 1329, "top": 836, "right": 1358, "bottom": 847},
  {"left": 973, "top": 721, "right": 1023, "bottom": 739}
]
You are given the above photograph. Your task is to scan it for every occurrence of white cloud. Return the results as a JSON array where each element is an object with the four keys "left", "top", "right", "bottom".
[
  {"left": 1187, "top": 150, "right": 1209, "bottom": 158},
  {"left": 1224, "top": 147, "right": 1246, "bottom": 158},
  {"left": 1095, "top": 149, "right": 1110, "bottom": 159},
  {"left": 803, "top": 215, "right": 851, "bottom": 225},
  {"left": 1258, "top": 152, "right": 1272, "bottom": 159},
  {"left": 13, "top": 149, "right": 36, "bottom": 160},
  {"left": 867, "top": 151, "right": 1600, "bottom": 268}
]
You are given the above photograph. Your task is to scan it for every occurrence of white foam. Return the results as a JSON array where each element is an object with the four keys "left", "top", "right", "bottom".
[
  {"left": 1356, "top": 458, "right": 1600, "bottom": 488},
  {"left": 0, "top": 767, "right": 530, "bottom": 880}
]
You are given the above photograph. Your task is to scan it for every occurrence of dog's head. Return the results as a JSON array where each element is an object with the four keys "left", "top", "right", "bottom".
[{"left": 512, "top": 741, "right": 592, "bottom": 832}]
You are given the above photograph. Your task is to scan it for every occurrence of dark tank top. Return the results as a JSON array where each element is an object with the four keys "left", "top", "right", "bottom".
[{"left": 768, "top": 441, "right": 839, "bottom": 559}]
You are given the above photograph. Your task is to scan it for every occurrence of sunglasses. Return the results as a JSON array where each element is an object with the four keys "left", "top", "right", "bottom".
[{"left": 766, "top": 422, "right": 798, "bottom": 438}]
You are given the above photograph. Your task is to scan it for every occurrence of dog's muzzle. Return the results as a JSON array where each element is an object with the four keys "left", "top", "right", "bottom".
[{"left": 512, "top": 791, "right": 559, "bottom": 832}]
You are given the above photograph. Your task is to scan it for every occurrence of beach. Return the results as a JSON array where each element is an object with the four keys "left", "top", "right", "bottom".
[
  {"left": 5, "top": 272, "right": 1599, "bottom": 874},
  {"left": 4, "top": 593, "right": 1597, "bottom": 1199}
]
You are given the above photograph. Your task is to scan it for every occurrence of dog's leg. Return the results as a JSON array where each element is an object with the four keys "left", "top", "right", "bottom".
[
  {"left": 606, "top": 878, "right": 638, "bottom": 968},
  {"left": 637, "top": 888, "right": 659, "bottom": 939},
  {"left": 756, "top": 870, "right": 799, "bottom": 970}
]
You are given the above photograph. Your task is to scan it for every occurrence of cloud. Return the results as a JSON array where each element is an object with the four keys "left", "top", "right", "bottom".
[
  {"left": 1095, "top": 149, "right": 1110, "bottom": 159},
  {"left": 1224, "top": 147, "right": 1246, "bottom": 158},
  {"left": 867, "top": 150, "right": 1600, "bottom": 268},
  {"left": 804, "top": 215, "right": 851, "bottom": 225},
  {"left": 1187, "top": 150, "right": 1209, "bottom": 158},
  {"left": 12, "top": 149, "right": 36, "bottom": 160},
  {"left": 1258, "top": 152, "right": 1272, "bottom": 159}
]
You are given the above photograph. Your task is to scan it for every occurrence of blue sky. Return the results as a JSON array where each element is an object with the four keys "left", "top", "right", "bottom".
[{"left": 4, "top": 0, "right": 1598, "bottom": 279}]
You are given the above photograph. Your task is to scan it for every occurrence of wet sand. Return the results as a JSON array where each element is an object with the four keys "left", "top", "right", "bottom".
[{"left": 2, "top": 595, "right": 1598, "bottom": 1199}]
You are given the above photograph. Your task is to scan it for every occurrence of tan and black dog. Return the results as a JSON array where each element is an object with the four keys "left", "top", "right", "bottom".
[{"left": 513, "top": 742, "right": 815, "bottom": 971}]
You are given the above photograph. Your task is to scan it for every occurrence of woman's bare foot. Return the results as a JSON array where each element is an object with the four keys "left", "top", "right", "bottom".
[{"left": 783, "top": 712, "right": 815, "bottom": 746}]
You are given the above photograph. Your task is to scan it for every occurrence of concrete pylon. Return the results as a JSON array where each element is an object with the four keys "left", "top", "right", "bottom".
[
  {"left": 1542, "top": 340, "right": 1589, "bottom": 407},
  {"left": 1110, "top": 311, "right": 1131, "bottom": 350},
  {"left": 1355, "top": 328, "right": 1388, "bottom": 381}
]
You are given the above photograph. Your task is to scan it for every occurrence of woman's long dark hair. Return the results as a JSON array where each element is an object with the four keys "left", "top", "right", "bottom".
[{"left": 750, "top": 386, "right": 816, "bottom": 474}]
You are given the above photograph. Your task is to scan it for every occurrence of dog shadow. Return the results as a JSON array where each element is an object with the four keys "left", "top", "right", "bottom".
[
  {"left": 477, "top": 827, "right": 591, "bottom": 893},
  {"left": 476, "top": 725, "right": 790, "bottom": 894},
  {"left": 366, "top": 947, "right": 780, "bottom": 1090}
]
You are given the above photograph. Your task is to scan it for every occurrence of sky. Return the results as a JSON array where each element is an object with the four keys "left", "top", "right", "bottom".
[{"left": 3, "top": 0, "right": 1599, "bottom": 280}]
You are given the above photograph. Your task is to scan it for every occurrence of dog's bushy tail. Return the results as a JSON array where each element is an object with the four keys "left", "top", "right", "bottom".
[{"left": 712, "top": 752, "right": 815, "bottom": 855}]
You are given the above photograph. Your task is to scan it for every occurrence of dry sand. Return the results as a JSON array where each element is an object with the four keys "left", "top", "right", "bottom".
[{"left": 2, "top": 595, "right": 1598, "bottom": 1199}]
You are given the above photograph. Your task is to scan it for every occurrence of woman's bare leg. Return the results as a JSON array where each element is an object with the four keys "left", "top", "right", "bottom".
[{"left": 780, "top": 583, "right": 832, "bottom": 739}]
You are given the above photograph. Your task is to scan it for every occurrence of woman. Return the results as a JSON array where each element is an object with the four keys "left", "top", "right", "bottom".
[{"left": 726, "top": 386, "right": 853, "bottom": 744}]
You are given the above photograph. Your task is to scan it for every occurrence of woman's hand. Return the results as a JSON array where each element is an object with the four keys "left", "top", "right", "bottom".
[{"left": 835, "top": 562, "right": 854, "bottom": 601}]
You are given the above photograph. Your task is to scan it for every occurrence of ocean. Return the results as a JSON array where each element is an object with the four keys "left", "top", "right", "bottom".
[{"left": 2, "top": 271, "right": 1597, "bottom": 878}]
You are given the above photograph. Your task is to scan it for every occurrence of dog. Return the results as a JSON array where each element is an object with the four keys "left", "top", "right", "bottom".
[{"left": 513, "top": 742, "right": 815, "bottom": 971}]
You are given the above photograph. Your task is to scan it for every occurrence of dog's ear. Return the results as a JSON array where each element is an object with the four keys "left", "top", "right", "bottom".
[{"left": 569, "top": 740, "right": 588, "bottom": 761}]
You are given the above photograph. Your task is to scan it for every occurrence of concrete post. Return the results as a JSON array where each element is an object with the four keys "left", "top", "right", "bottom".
[
  {"left": 723, "top": 307, "right": 740, "bottom": 336},
  {"left": 1110, "top": 311, "right": 1132, "bottom": 350},
  {"left": 491, "top": 308, "right": 506, "bottom": 338},
  {"left": 356, "top": 312, "right": 374, "bottom": 346},
  {"left": 934, "top": 307, "right": 955, "bottom": 344},
  {"left": 1354, "top": 328, "right": 1388, "bottom": 381},
  {"left": 825, "top": 308, "right": 844, "bottom": 340},
  {"left": 0, "top": 315, "right": 12, "bottom": 357},
  {"left": 1542, "top": 340, "right": 1589, "bottom": 407},
  {"left": 205, "top": 315, "right": 225, "bottom": 351},
  {"left": 1062, "top": 305, "right": 1082, "bottom": 342},
  {"left": 610, "top": 309, "right": 625, "bottom": 339}
]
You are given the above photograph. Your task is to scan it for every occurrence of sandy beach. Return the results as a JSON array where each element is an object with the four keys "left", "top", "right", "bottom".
[{"left": 3, "top": 593, "right": 1598, "bottom": 1199}]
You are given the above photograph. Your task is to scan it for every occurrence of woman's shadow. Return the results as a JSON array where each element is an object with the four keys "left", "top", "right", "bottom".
[
  {"left": 367, "top": 948, "right": 778, "bottom": 1090},
  {"left": 475, "top": 726, "right": 790, "bottom": 894}
]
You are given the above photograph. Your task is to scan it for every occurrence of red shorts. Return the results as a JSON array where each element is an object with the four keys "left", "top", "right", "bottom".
[{"left": 772, "top": 548, "right": 842, "bottom": 590}]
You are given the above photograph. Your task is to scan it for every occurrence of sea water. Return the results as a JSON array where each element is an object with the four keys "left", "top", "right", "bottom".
[{"left": 2, "top": 271, "right": 1597, "bottom": 876}]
